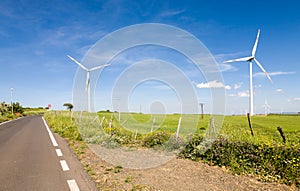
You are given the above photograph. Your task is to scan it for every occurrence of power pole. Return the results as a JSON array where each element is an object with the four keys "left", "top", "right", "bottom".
[
  {"left": 199, "top": 103, "right": 204, "bottom": 119},
  {"left": 10, "top": 88, "right": 14, "bottom": 116}
]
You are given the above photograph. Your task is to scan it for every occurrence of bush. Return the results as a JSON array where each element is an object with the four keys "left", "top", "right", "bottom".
[
  {"left": 179, "top": 136, "right": 300, "bottom": 187},
  {"left": 142, "top": 131, "right": 171, "bottom": 148}
]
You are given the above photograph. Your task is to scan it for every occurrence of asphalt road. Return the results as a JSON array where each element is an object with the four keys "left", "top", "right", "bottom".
[{"left": 0, "top": 115, "right": 97, "bottom": 191}]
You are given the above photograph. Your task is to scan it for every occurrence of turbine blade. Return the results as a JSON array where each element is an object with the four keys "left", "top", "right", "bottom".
[
  {"left": 67, "top": 55, "right": 89, "bottom": 71},
  {"left": 224, "top": 56, "right": 252, "bottom": 63},
  {"left": 252, "top": 29, "right": 260, "bottom": 56},
  {"left": 254, "top": 58, "right": 273, "bottom": 83},
  {"left": 89, "top": 64, "right": 110, "bottom": 71}
]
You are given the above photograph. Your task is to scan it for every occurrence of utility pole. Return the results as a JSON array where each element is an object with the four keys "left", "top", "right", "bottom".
[
  {"left": 10, "top": 88, "right": 14, "bottom": 116},
  {"left": 199, "top": 103, "right": 204, "bottom": 119},
  {"left": 116, "top": 97, "right": 120, "bottom": 121}
]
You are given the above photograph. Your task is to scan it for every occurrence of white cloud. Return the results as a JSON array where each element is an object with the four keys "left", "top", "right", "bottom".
[
  {"left": 234, "top": 82, "right": 243, "bottom": 90},
  {"left": 276, "top": 89, "right": 284, "bottom": 93},
  {"left": 293, "top": 98, "right": 300, "bottom": 101},
  {"left": 253, "top": 71, "right": 296, "bottom": 77},
  {"left": 194, "top": 80, "right": 229, "bottom": 89},
  {"left": 225, "top": 85, "right": 231, "bottom": 90},
  {"left": 227, "top": 90, "right": 249, "bottom": 97},
  {"left": 237, "top": 91, "right": 249, "bottom": 97}
]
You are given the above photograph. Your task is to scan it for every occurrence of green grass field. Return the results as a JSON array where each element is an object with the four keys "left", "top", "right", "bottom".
[
  {"left": 222, "top": 114, "right": 299, "bottom": 145},
  {"left": 96, "top": 112, "right": 299, "bottom": 145}
]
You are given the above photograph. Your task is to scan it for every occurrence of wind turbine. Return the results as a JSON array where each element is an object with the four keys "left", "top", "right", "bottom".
[
  {"left": 224, "top": 29, "right": 272, "bottom": 116},
  {"left": 263, "top": 99, "right": 271, "bottom": 116},
  {"left": 67, "top": 55, "right": 110, "bottom": 112}
]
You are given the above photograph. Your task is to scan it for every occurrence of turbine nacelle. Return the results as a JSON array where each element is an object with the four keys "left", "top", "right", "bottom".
[
  {"left": 67, "top": 55, "right": 110, "bottom": 90},
  {"left": 223, "top": 29, "right": 272, "bottom": 83}
]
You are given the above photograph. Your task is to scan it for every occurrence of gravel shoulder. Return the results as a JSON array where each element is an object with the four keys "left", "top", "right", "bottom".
[{"left": 74, "top": 143, "right": 299, "bottom": 191}]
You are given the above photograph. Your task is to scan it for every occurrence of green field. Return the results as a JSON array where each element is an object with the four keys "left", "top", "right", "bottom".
[
  {"left": 95, "top": 112, "right": 299, "bottom": 145},
  {"left": 222, "top": 114, "right": 299, "bottom": 145}
]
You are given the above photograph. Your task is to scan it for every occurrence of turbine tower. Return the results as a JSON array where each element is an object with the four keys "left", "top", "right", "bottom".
[
  {"left": 67, "top": 55, "right": 110, "bottom": 112},
  {"left": 263, "top": 99, "right": 271, "bottom": 116},
  {"left": 224, "top": 29, "right": 272, "bottom": 116}
]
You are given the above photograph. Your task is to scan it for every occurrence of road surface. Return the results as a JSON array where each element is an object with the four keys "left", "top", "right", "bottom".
[{"left": 0, "top": 115, "right": 97, "bottom": 191}]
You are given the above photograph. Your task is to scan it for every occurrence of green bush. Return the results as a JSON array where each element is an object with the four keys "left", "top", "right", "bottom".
[
  {"left": 142, "top": 131, "right": 171, "bottom": 148},
  {"left": 180, "top": 136, "right": 300, "bottom": 187}
]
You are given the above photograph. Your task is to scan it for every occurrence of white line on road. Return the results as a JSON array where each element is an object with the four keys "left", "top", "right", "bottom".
[
  {"left": 42, "top": 117, "right": 58, "bottom": 147},
  {"left": 60, "top": 160, "right": 70, "bottom": 171},
  {"left": 67, "top": 179, "right": 80, "bottom": 191},
  {"left": 55, "top": 149, "right": 63, "bottom": 157}
]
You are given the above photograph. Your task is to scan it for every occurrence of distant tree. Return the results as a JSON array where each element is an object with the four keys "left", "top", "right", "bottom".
[{"left": 63, "top": 103, "right": 73, "bottom": 111}]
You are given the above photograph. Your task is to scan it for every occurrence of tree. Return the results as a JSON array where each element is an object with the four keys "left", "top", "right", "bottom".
[
  {"left": 63, "top": 103, "right": 73, "bottom": 111},
  {"left": 0, "top": 102, "right": 8, "bottom": 115},
  {"left": 12, "top": 102, "right": 24, "bottom": 114}
]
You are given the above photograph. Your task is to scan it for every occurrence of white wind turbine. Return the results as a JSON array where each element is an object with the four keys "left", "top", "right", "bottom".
[
  {"left": 67, "top": 55, "right": 110, "bottom": 112},
  {"left": 224, "top": 29, "right": 272, "bottom": 116},
  {"left": 263, "top": 99, "right": 271, "bottom": 116}
]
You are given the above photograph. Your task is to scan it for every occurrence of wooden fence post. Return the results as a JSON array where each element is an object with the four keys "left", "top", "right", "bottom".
[
  {"left": 247, "top": 113, "right": 254, "bottom": 136},
  {"left": 277, "top": 126, "right": 286, "bottom": 143}
]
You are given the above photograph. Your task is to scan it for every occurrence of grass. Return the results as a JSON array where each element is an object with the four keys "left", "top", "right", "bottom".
[
  {"left": 44, "top": 111, "right": 300, "bottom": 187},
  {"left": 23, "top": 107, "right": 47, "bottom": 116},
  {"left": 221, "top": 115, "right": 300, "bottom": 145},
  {"left": 96, "top": 112, "right": 299, "bottom": 145}
]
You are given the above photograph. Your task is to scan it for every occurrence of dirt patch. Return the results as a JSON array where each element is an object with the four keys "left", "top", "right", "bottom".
[
  {"left": 88, "top": 144, "right": 175, "bottom": 169},
  {"left": 74, "top": 142, "right": 298, "bottom": 191}
]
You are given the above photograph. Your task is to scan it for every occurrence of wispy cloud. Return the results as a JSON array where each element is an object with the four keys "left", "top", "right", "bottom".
[
  {"left": 218, "top": 63, "right": 237, "bottom": 72},
  {"left": 253, "top": 71, "right": 296, "bottom": 77},
  {"left": 159, "top": 9, "right": 185, "bottom": 17},
  {"left": 276, "top": 89, "right": 284, "bottom": 93},
  {"left": 194, "top": 80, "right": 230, "bottom": 89},
  {"left": 238, "top": 91, "right": 250, "bottom": 97},
  {"left": 228, "top": 90, "right": 250, "bottom": 97},
  {"left": 293, "top": 98, "right": 300, "bottom": 101},
  {"left": 234, "top": 82, "right": 243, "bottom": 90}
]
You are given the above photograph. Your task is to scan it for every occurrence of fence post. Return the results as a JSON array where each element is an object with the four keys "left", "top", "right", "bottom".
[
  {"left": 247, "top": 113, "right": 254, "bottom": 136},
  {"left": 277, "top": 126, "right": 286, "bottom": 143},
  {"left": 175, "top": 117, "right": 182, "bottom": 139}
]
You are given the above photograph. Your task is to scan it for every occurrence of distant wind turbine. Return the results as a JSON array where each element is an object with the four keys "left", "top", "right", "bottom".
[
  {"left": 224, "top": 29, "right": 272, "bottom": 116},
  {"left": 263, "top": 99, "right": 271, "bottom": 116},
  {"left": 67, "top": 55, "right": 110, "bottom": 112}
]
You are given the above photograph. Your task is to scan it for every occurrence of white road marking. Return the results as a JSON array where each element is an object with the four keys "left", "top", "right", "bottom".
[
  {"left": 42, "top": 117, "right": 58, "bottom": 147},
  {"left": 60, "top": 160, "right": 70, "bottom": 171},
  {"left": 42, "top": 116, "right": 80, "bottom": 190},
  {"left": 55, "top": 149, "right": 63, "bottom": 157},
  {"left": 67, "top": 179, "right": 80, "bottom": 191}
]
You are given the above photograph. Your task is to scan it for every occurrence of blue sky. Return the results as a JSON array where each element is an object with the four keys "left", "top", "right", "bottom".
[{"left": 0, "top": 0, "right": 299, "bottom": 115}]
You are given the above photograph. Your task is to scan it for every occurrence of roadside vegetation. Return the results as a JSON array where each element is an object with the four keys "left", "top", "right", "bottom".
[
  {"left": 0, "top": 101, "right": 48, "bottom": 123},
  {"left": 44, "top": 110, "right": 300, "bottom": 188}
]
